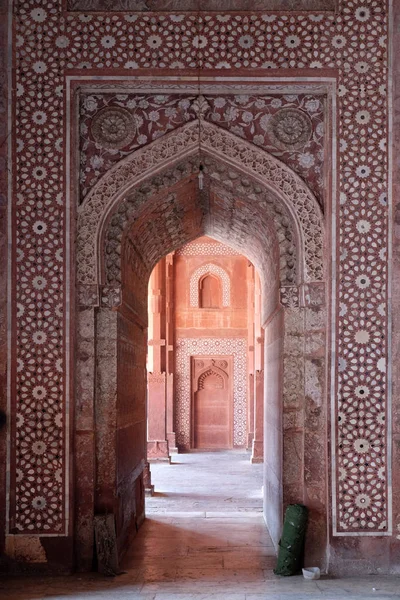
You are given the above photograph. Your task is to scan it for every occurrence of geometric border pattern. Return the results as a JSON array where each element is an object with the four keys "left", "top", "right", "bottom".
[
  {"left": 9, "top": 2, "right": 390, "bottom": 536},
  {"left": 175, "top": 338, "right": 247, "bottom": 448}
]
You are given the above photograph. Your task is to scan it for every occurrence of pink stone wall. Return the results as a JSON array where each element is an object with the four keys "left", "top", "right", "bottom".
[
  {"left": 173, "top": 237, "right": 253, "bottom": 449},
  {"left": 3, "top": 0, "right": 398, "bottom": 575},
  {"left": 391, "top": 0, "right": 400, "bottom": 570},
  {"left": 263, "top": 308, "right": 284, "bottom": 551}
]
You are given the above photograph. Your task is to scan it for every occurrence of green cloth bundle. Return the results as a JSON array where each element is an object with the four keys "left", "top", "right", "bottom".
[{"left": 274, "top": 504, "right": 308, "bottom": 576}]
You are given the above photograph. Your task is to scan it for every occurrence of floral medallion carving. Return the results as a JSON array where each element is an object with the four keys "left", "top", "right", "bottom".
[
  {"left": 91, "top": 107, "right": 136, "bottom": 150},
  {"left": 268, "top": 109, "right": 312, "bottom": 150}
]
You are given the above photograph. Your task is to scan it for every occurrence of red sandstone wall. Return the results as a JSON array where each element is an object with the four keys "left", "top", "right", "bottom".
[
  {"left": 392, "top": 0, "right": 400, "bottom": 571},
  {"left": 116, "top": 310, "right": 146, "bottom": 554},
  {"left": 174, "top": 237, "right": 253, "bottom": 449},
  {"left": 113, "top": 246, "right": 149, "bottom": 554},
  {"left": 174, "top": 237, "right": 250, "bottom": 336}
]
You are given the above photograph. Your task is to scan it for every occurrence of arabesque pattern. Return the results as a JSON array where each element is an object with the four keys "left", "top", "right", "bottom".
[
  {"left": 79, "top": 92, "right": 325, "bottom": 203},
  {"left": 11, "top": 1, "right": 389, "bottom": 535},
  {"left": 78, "top": 120, "right": 323, "bottom": 285}
]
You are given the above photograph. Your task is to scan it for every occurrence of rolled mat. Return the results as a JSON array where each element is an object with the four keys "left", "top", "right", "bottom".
[{"left": 274, "top": 503, "right": 308, "bottom": 576}]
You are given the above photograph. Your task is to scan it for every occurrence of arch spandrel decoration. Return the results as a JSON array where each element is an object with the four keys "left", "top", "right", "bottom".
[
  {"left": 190, "top": 263, "right": 230, "bottom": 308},
  {"left": 76, "top": 120, "right": 324, "bottom": 287}
]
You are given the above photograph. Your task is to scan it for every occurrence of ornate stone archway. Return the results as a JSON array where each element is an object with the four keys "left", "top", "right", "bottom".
[
  {"left": 77, "top": 119, "right": 324, "bottom": 289},
  {"left": 74, "top": 120, "right": 328, "bottom": 569}
]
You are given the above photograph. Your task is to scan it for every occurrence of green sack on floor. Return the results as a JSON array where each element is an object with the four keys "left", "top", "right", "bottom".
[{"left": 274, "top": 503, "right": 308, "bottom": 576}]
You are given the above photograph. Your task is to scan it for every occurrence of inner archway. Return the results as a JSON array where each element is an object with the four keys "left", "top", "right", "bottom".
[{"left": 75, "top": 121, "right": 327, "bottom": 571}]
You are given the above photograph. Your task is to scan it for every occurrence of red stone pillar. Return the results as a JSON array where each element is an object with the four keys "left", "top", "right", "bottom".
[
  {"left": 251, "top": 273, "right": 264, "bottom": 463},
  {"left": 147, "top": 259, "right": 170, "bottom": 461},
  {"left": 165, "top": 254, "right": 178, "bottom": 453},
  {"left": 247, "top": 264, "right": 255, "bottom": 449}
]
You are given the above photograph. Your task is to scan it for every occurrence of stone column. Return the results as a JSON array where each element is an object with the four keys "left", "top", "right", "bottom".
[
  {"left": 165, "top": 254, "right": 178, "bottom": 454},
  {"left": 147, "top": 259, "right": 170, "bottom": 461},
  {"left": 251, "top": 273, "right": 264, "bottom": 463},
  {"left": 247, "top": 264, "right": 255, "bottom": 449},
  {"left": 74, "top": 284, "right": 99, "bottom": 570}
]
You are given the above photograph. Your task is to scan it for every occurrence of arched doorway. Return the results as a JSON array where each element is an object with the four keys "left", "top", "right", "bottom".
[{"left": 74, "top": 120, "right": 327, "bottom": 569}]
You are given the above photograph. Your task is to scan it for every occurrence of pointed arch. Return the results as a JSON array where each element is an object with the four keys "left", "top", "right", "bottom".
[
  {"left": 76, "top": 120, "right": 324, "bottom": 287},
  {"left": 190, "top": 263, "right": 230, "bottom": 308}
]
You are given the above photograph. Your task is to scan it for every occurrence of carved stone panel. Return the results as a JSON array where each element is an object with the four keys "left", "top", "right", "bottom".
[{"left": 191, "top": 356, "right": 233, "bottom": 450}]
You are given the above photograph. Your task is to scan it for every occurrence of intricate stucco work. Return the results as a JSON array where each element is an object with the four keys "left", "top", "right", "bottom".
[
  {"left": 78, "top": 120, "right": 323, "bottom": 286},
  {"left": 103, "top": 155, "right": 298, "bottom": 290},
  {"left": 267, "top": 108, "right": 312, "bottom": 150},
  {"left": 190, "top": 264, "right": 231, "bottom": 308},
  {"left": 175, "top": 338, "right": 247, "bottom": 449},
  {"left": 79, "top": 92, "right": 325, "bottom": 203},
  {"left": 9, "top": 1, "right": 390, "bottom": 542},
  {"left": 91, "top": 106, "right": 136, "bottom": 150}
]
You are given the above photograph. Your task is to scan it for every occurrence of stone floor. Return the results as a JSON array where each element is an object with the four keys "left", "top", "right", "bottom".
[{"left": 1, "top": 451, "right": 399, "bottom": 599}]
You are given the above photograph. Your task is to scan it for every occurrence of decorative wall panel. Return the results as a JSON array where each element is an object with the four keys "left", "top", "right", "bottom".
[
  {"left": 67, "top": 0, "right": 336, "bottom": 12},
  {"left": 177, "top": 241, "right": 241, "bottom": 257},
  {"left": 189, "top": 263, "right": 231, "bottom": 308},
  {"left": 79, "top": 92, "right": 325, "bottom": 204},
  {"left": 9, "top": 1, "right": 390, "bottom": 537},
  {"left": 175, "top": 338, "right": 247, "bottom": 449}
]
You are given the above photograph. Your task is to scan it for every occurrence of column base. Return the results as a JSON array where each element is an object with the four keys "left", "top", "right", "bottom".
[
  {"left": 251, "top": 440, "right": 264, "bottom": 464},
  {"left": 143, "top": 462, "right": 155, "bottom": 496},
  {"left": 167, "top": 432, "right": 179, "bottom": 454},
  {"left": 147, "top": 440, "right": 171, "bottom": 462}
]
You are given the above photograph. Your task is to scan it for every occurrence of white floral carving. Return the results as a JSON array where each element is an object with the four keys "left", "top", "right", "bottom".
[{"left": 77, "top": 120, "right": 323, "bottom": 286}]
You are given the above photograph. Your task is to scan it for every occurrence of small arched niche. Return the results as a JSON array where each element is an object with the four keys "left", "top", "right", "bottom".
[{"left": 199, "top": 273, "right": 222, "bottom": 309}]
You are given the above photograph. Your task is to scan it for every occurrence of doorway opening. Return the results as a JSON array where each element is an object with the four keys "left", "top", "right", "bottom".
[
  {"left": 145, "top": 237, "right": 266, "bottom": 529},
  {"left": 146, "top": 237, "right": 263, "bottom": 459},
  {"left": 75, "top": 119, "right": 327, "bottom": 570}
]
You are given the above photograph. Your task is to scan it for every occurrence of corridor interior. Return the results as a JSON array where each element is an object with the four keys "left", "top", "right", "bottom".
[{"left": 2, "top": 453, "right": 399, "bottom": 599}]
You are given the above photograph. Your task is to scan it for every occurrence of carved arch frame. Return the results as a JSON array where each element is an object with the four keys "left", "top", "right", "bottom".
[
  {"left": 74, "top": 105, "right": 329, "bottom": 568},
  {"left": 76, "top": 119, "right": 324, "bottom": 291},
  {"left": 190, "top": 263, "right": 231, "bottom": 308}
]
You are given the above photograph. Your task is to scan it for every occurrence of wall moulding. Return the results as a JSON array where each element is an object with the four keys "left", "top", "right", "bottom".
[{"left": 65, "top": 0, "right": 336, "bottom": 12}]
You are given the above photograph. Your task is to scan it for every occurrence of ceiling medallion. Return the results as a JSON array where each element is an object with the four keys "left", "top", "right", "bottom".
[
  {"left": 268, "top": 108, "right": 312, "bottom": 150},
  {"left": 91, "top": 107, "right": 136, "bottom": 149}
]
